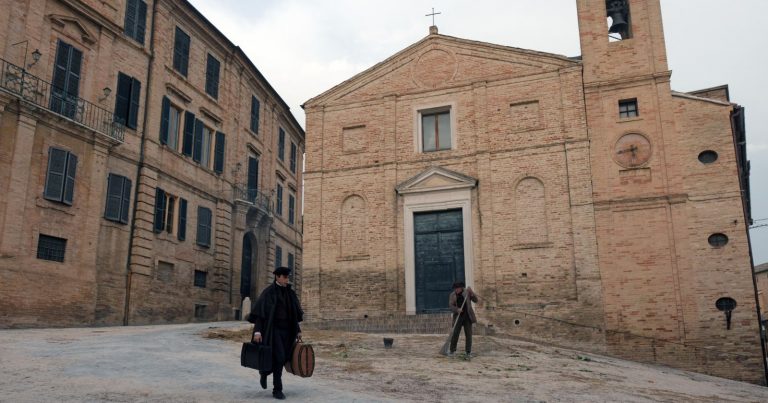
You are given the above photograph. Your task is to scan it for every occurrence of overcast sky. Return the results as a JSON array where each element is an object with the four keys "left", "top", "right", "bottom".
[{"left": 188, "top": 0, "right": 768, "bottom": 263}]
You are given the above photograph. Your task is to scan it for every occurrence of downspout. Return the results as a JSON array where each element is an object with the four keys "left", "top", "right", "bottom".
[
  {"left": 731, "top": 106, "right": 768, "bottom": 385},
  {"left": 123, "top": 0, "right": 158, "bottom": 326}
]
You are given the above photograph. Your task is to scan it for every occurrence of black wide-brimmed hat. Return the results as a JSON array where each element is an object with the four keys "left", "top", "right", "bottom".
[
  {"left": 273, "top": 266, "right": 291, "bottom": 276},
  {"left": 452, "top": 281, "right": 465, "bottom": 289}
]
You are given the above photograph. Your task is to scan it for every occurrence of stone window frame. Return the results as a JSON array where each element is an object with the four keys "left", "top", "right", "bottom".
[{"left": 413, "top": 101, "right": 457, "bottom": 154}]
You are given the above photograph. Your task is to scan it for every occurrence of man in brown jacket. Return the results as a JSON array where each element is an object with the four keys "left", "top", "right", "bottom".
[{"left": 448, "top": 281, "right": 478, "bottom": 356}]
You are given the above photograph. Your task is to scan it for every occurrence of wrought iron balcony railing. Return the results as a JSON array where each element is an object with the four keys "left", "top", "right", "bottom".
[
  {"left": 234, "top": 185, "right": 273, "bottom": 214},
  {"left": 0, "top": 58, "right": 125, "bottom": 142}
]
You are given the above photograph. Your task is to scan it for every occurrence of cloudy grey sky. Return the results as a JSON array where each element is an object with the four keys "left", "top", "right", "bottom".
[{"left": 188, "top": 0, "right": 768, "bottom": 263}]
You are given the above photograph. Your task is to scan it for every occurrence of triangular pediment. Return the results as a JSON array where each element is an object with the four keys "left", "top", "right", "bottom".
[
  {"left": 304, "top": 33, "right": 578, "bottom": 107},
  {"left": 49, "top": 14, "right": 96, "bottom": 44},
  {"left": 396, "top": 166, "right": 478, "bottom": 195}
]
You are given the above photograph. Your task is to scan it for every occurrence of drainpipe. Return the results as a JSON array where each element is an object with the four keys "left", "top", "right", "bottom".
[{"left": 123, "top": 0, "right": 158, "bottom": 326}]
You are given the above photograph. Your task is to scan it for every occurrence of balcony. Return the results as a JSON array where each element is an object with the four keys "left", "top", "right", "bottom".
[
  {"left": 234, "top": 185, "right": 274, "bottom": 226},
  {"left": 0, "top": 58, "right": 125, "bottom": 142}
]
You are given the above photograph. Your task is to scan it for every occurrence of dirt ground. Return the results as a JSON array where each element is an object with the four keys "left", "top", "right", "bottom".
[
  {"left": 1, "top": 321, "right": 766, "bottom": 402},
  {"left": 209, "top": 324, "right": 768, "bottom": 402}
]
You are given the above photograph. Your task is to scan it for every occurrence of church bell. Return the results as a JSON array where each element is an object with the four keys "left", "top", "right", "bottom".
[{"left": 606, "top": 0, "right": 630, "bottom": 36}]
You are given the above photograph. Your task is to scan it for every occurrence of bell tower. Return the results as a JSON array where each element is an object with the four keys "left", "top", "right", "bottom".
[
  {"left": 578, "top": 0, "right": 669, "bottom": 84},
  {"left": 578, "top": 0, "right": 685, "bottom": 360},
  {"left": 577, "top": 0, "right": 767, "bottom": 384}
]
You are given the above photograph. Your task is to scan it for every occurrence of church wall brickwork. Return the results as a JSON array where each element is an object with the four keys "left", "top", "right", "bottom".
[{"left": 303, "top": 0, "right": 765, "bottom": 384}]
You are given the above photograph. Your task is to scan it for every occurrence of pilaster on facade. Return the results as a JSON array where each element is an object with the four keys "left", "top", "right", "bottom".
[
  {"left": 129, "top": 167, "right": 159, "bottom": 277},
  {"left": 0, "top": 112, "right": 38, "bottom": 256}
]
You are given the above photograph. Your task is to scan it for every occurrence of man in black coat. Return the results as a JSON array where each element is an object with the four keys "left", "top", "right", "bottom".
[{"left": 248, "top": 266, "right": 303, "bottom": 400}]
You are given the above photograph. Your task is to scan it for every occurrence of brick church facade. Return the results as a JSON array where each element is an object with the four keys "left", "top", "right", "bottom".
[
  {"left": 0, "top": 0, "right": 303, "bottom": 327},
  {"left": 302, "top": 0, "right": 765, "bottom": 383}
]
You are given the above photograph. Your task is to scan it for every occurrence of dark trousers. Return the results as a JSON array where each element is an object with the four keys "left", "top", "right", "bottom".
[
  {"left": 450, "top": 315, "right": 473, "bottom": 354},
  {"left": 260, "top": 327, "right": 292, "bottom": 392}
]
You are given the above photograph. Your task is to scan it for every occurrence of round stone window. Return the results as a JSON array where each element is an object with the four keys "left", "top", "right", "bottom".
[
  {"left": 698, "top": 150, "right": 718, "bottom": 164},
  {"left": 715, "top": 297, "right": 737, "bottom": 312},
  {"left": 708, "top": 233, "right": 729, "bottom": 248}
]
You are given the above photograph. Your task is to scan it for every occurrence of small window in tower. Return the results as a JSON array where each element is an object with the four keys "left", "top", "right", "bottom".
[
  {"left": 606, "top": 0, "right": 632, "bottom": 41},
  {"left": 698, "top": 151, "right": 718, "bottom": 164},
  {"left": 619, "top": 99, "right": 638, "bottom": 118},
  {"left": 708, "top": 233, "right": 729, "bottom": 248}
]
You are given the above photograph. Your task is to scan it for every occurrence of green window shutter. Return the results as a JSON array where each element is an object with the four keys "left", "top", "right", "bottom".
[
  {"left": 250, "top": 96, "right": 260, "bottom": 133},
  {"left": 275, "top": 245, "right": 282, "bottom": 268},
  {"left": 62, "top": 153, "right": 77, "bottom": 206},
  {"left": 104, "top": 174, "right": 123, "bottom": 221},
  {"left": 205, "top": 54, "right": 220, "bottom": 99},
  {"left": 196, "top": 206, "right": 212, "bottom": 247},
  {"left": 213, "top": 131, "right": 225, "bottom": 174},
  {"left": 114, "top": 73, "right": 132, "bottom": 125},
  {"left": 136, "top": 0, "right": 147, "bottom": 44},
  {"left": 276, "top": 184, "right": 283, "bottom": 216},
  {"left": 247, "top": 157, "right": 259, "bottom": 199},
  {"left": 128, "top": 78, "right": 141, "bottom": 129},
  {"left": 192, "top": 119, "right": 203, "bottom": 163},
  {"left": 277, "top": 128, "right": 285, "bottom": 161},
  {"left": 153, "top": 187, "right": 166, "bottom": 233},
  {"left": 124, "top": 0, "right": 137, "bottom": 39},
  {"left": 173, "top": 27, "right": 190, "bottom": 76},
  {"left": 182, "top": 111, "right": 195, "bottom": 156},
  {"left": 120, "top": 177, "right": 132, "bottom": 224},
  {"left": 290, "top": 142, "right": 297, "bottom": 173},
  {"left": 160, "top": 96, "right": 170, "bottom": 144},
  {"left": 178, "top": 198, "right": 187, "bottom": 241},
  {"left": 44, "top": 147, "right": 68, "bottom": 202},
  {"left": 288, "top": 194, "right": 295, "bottom": 224}
]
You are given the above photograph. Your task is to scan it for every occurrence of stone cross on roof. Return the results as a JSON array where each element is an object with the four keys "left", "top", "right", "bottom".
[{"left": 426, "top": 7, "right": 441, "bottom": 30}]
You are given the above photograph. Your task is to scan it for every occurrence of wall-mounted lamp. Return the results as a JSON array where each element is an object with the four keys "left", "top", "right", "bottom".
[
  {"left": 98, "top": 87, "right": 112, "bottom": 102},
  {"left": 28, "top": 49, "right": 41, "bottom": 68}
]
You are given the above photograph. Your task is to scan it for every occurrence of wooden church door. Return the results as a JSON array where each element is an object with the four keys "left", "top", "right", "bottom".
[{"left": 414, "top": 209, "right": 465, "bottom": 312}]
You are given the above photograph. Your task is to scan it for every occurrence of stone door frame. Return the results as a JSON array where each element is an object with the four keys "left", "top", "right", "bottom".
[{"left": 397, "top": 166, "right": 477, "bottom": 315}]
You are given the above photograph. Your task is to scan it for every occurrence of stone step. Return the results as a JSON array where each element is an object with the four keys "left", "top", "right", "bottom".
[{"left": 303, "top": 312, "right": 495, "bottom": 336}]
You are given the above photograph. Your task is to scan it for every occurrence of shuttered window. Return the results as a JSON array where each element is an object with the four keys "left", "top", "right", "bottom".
[
  {"left": 250, "top": 96, "right": 260, "bottom": 133},
  {"left": 182, "top": 111, "right": 195, "bottom": 156},
  {"left": 287, "top": 253, "right": 294, "bottom": 270},
  {"left": 290, "top": 142, "right": 297, "bottom": 173},
  {"left": 104, "top": 173, "right": 132, "bottom": 224},
  {"left": 50, "top": 40, "right": 82, "bottom": 119},
  {"left": 205, "top": 54, "right": 220, "bottom": 99},
  {"left": 277, "top": 128, "right": 285, "bottom": 161},
  {"left": 196, "top": 206, "right": 212, "bottom": 247},
  {"left": 178, "top": 198, "right": 187, "bottom": 241},
  {"left": 173, "top": 27, "right": 190, "bottom": 76},
  {"left": 124, "top": 0, "right": 147, "bottom": 44},
  {"left": 192, "top": 118, "right": 204, "bottom": 163},
  {"left": 114, "top": 72, "right": 141, "bottom": 129},
  {"left": 153, "top": 187, "right": 166, "bottom": 233},
  {"left": 275, "top": 245, "right": 282, "bottom": 268},
  {"left": 213, "top": 131, "right": 225, "bottom": 174},
  {"left": 44, "top": 147, "right": 78, "bottom": 206},
  {"left": 247, "top": 157, "right": 259, "bottom": 200},
  {"left": 194, "top": 270, "right": 207, "bottom": 288},
  {"left": 288, "top": 194, "right": 295, "bottom": 225},
  {"left": 276, "top": 183, "right": 283, "bottom": 216}
]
